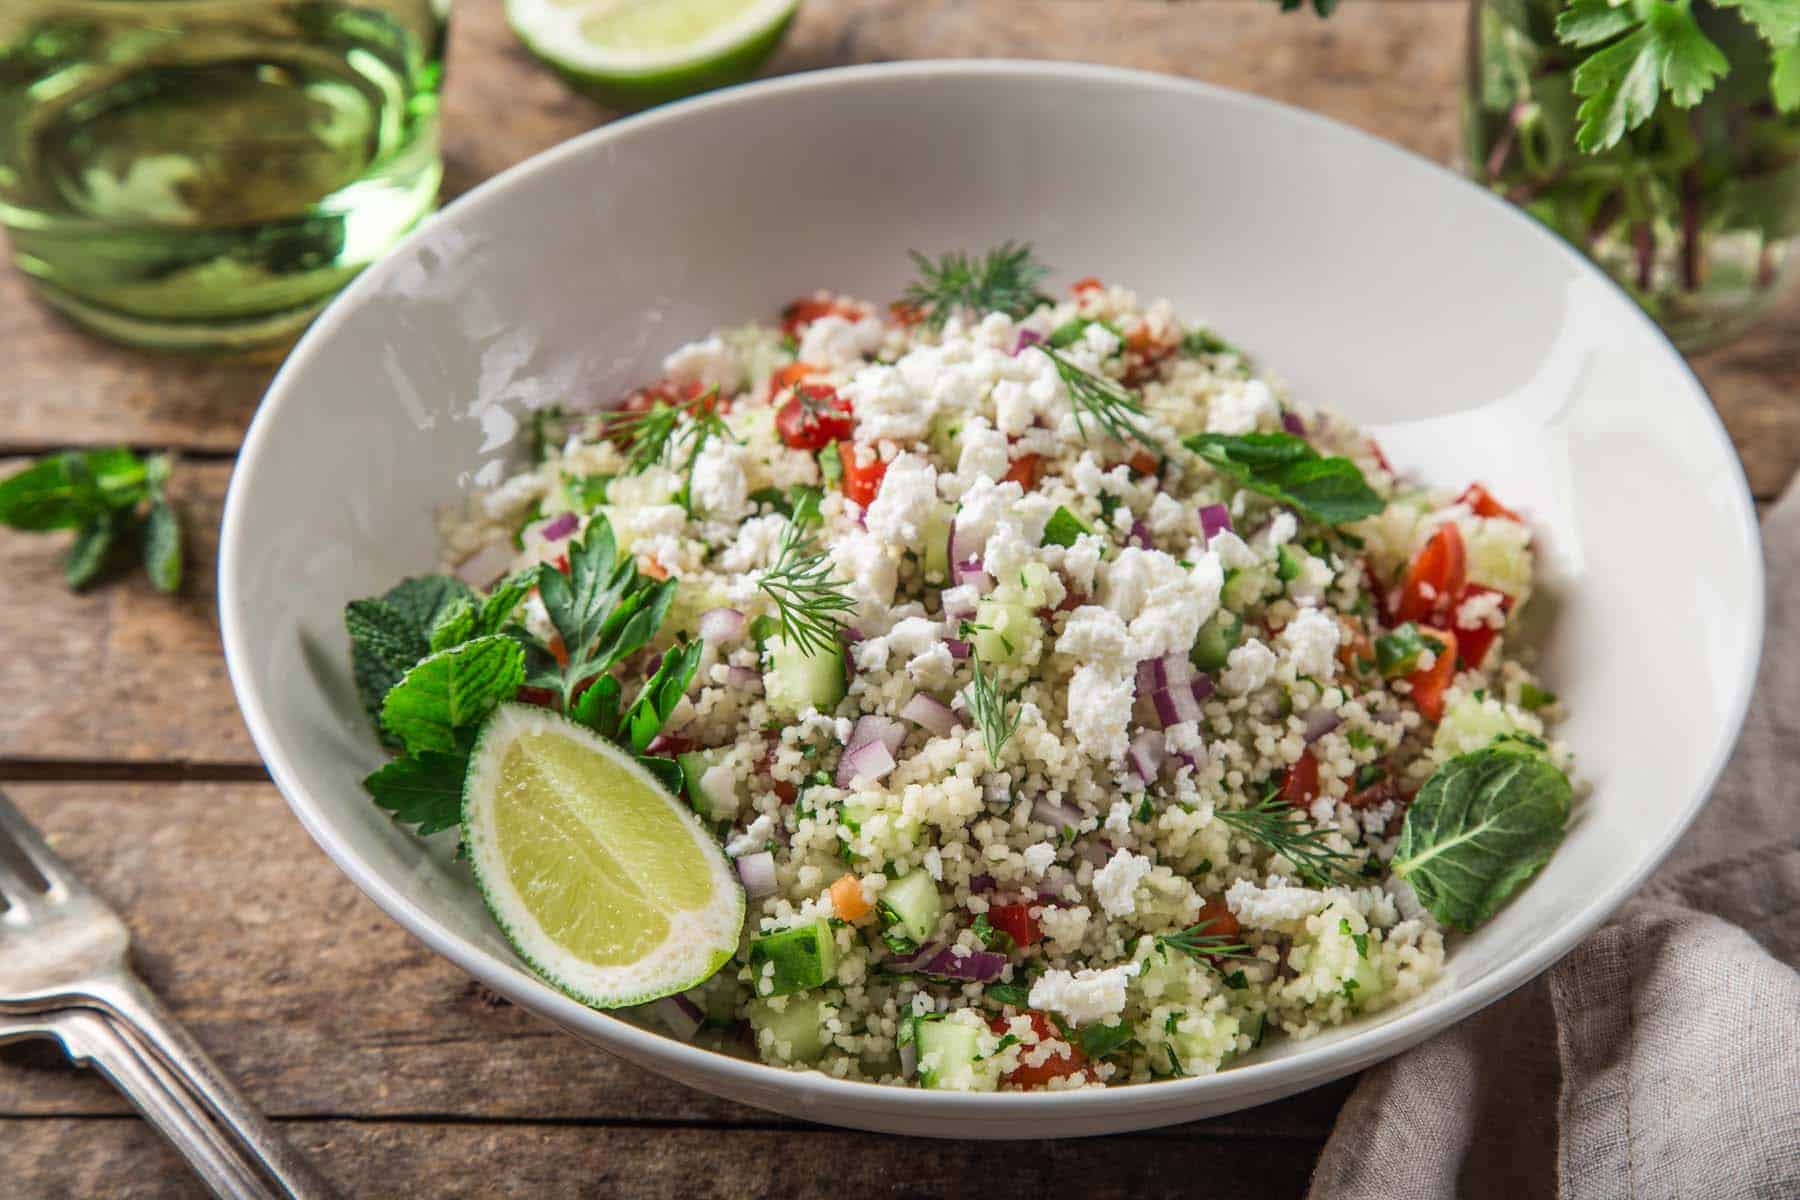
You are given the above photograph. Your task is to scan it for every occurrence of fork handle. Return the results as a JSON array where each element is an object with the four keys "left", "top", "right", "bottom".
[
  {"left": 57, "top": 1011, "right": 274, "bottom": 1200},
  {"left": 89, "top": 971, "right": 339, "bottom": 1200}
]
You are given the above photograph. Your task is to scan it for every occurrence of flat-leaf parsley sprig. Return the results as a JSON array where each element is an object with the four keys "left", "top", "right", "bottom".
[
  {"left": 965, "top": 653, "right": 1022, "bottom": 767},
  {"left": 1040, "top": 347, "right": 1160, "bottom": 452},
  {"left": 903, "top": 241, "right": 1053, "bottom": 330},
  {"left": 1215, "top": 791, "right": 1360, "bottom": 886},
  {"left": 757, "top": 493, "right": 857, "bottom": 656}
]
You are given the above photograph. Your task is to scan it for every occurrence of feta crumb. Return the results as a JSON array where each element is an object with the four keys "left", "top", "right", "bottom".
[
  {"left": 1027, "top": 961, "right": 1139, "bottom": 1025},
  {"left": 1022, "top": 842, "right": 1057, "bottom": 877},
  {"left": 1220, "top": 639, "right": 1277, "bottom": 695},
  {"left": 1205, "top": 378, "right": 1278, "bottom": 435},
  {"left": 1092, "top": 849, "right": 1153, "bottom": 918},
  {"left": 662, "top": 335, "right": 743, "bottom": 394},
  {"left": 797, "top": 314, "right": 883, "bottom": 369},
  {"left": 1104, "top": 800, "right": 1135, "bottom": 838},
  {"left": 1098, "top": 547, "right": 1222, "bottom": 661},
  {"left": 1265, "top": 511, "right": 1298, "bottom": 547},
  {"left": 923, "top": 847, "right": 944, "bottom": 882},
  {"left": 1224, "top": 877, "right": 1329, "bottom": 927},
  {"left": 864, "top": 453, "right": 939, "bottom": 546},
  {"left": 688, "top": 436, "right": 750, "bottom": 520},
  {"left": 726, "top": 813, "right": 776, "bottom": 857},
  {"left": 1279, "top": 608, "right": 1341, "bottom": 680},
  {"left": 1055, "top": 605, "right": 1131, "bottom": 664},
  {"left": 1208, "top": 529, "right": 1259, "bottom": 570},
  {"left": 1066, "top": 664, "right": 1134, "bottom": 761}
]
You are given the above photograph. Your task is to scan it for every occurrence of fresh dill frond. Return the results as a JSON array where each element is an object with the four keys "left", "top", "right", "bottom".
[
  {"left": 758, "top": 511, "right": 856, "bottom": 656},
  {"left": 965, "top": 654, "right": 1021, "bottom": 767},
  {"left": 1214, "top": 793, "right": 1360, "bottom": 886},
  {"left": 1155, "top": 918, "right": 1259, "bottom": 968},
  {"left": 1039, "top": 347, "right": 1160, "bottom": 451},
  {"left": 903, "top": 241, "right": 1052, "bottom": 330},
  {"left": 601, "top": 388, "right": 727, "bottom": 477}
]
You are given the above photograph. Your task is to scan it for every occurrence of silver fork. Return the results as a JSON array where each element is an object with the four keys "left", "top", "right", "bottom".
[{"left": 0, "top": 789, "right": 336, "bottom": 1199}]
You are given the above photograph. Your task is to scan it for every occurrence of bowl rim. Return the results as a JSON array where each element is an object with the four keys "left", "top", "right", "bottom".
[{"left": 219, "top": 58, "right": 1766, "bottom": 1120}]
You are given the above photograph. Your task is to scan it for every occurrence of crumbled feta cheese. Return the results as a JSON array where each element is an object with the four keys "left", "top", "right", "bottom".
[
  {"left": 1279, "top": 608, "right": 1341, "bottom": 680},
  {"left": 1055, "top": 605, "right": 1131, "bottom": 663},
  {"left": 1027, "top": 961, "right": 1139, "bottom": 1025},
  {"left": 716, "top": 513, "right": 788, "bottom": 572},
  {"left": 954, "top": 417, "right": 1012, "bottom": 488},
  {"left": 853, "top": 616, "right": 941, "bottom": 672},
  {"left": 1224, "top": 877, "right": 1329, "bottom": 927},
  {"left": 1288, "top": 554, "right": 1336, "bottom": 606},
  {"left": 1098, "top": 547, "right": 1223, "bottom": 661},
  {"left": 843, "top": 363, "right": 932, "bottom": 444},
  {"left": 726, "top": 813, "right": 776, "bottom": 857},
  {"left": 1265, "top": 511, "right": 1298, "bottom": 548},
  {"left": 1060, "top": 534, "right": 1107, "bottom": 595},
  {"left": 1104, "top": 800, "right": 1135, "bottom": 838},
  {"left": 1220, "top": 639, "right": 1277, "bottom": 694},
  {"left": 1146, "top": 493, "right": 1191, "bottom": 537},
  {"left": 1208, "top": 529, "right": 1259, "bottom": 570},
  {"left": 662, "top": 335, "right": 743, "bottom": 394},
  {"left": 1205, "top": 378, "right": 1278, "bottom": 435},
  {"left": 1163, "top": 720, "right": 1206, "bottom": 759},
  {"left": 688, "top": 436, "right": 750, "bottom": 520},
  {"left": 1070, "top": 452, "right": 1131, "bottom": 500},
  {"left": 1092, "top": 849, "right": 1153, "bottom": 918},
  {"left": 830, "top": 527, "right": 898, "bottom": 608},
  {"left": 797, "top": 314, "right": 883, "bottom": 369},
  {"left": 1065, "top": 664, "right": 1133, "bottom": 761},
  {"left": 864, "top": 453, "right": 939, "bottom": 546},
  {"left": 1081, "top": 321, "right": 1122, "bottom": 357},
  {"left": 908, "top": 643, "right": 956, "bottom": 689},
  {"left": 1022, "top": 842, "right": 1057, "bottom": 877},
  {"left": 922, "top": 846, "right": 944, "bottom": 882}
]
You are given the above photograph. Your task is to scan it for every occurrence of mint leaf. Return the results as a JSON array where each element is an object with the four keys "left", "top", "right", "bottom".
[
  {"left": 1391, "top": 743, "right": 1572, "bottom": 932},
  {"left": 623, "top": 639, "right": 704, "bottom": 753},
  {"left": 379, "top": 635, "right": 525, "bottom": 755},
  {"left": 1183, "top": 432, "right": 1384, "bottom": 525},
  {"left": 363, "top": 751, "right": 468, "bottom": 836},
  {"left": 0, "top": 453, "right": 115, "bottom": 531},
  {"left": 65, "top": 513, "right": 124, "bottom": 590},
  {"left": 1077, "top": 1021, "right": 1135, "bottom": 1059},
  {"left": 1555, "top": 0, "right": 1638, "bottom": 48},
  {"left": 345, "top": 576, "right": 475, "bottom": 720},
  {"left": 141, "top": 499, "right": 182, "bottom": 593}
]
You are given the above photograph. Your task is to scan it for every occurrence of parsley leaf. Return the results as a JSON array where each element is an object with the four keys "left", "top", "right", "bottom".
[
  {"left": 623, "top": 639, "right": 705, "bottom": 753},
  {"left": 538, "top": 516, "right": 674, "bottom": 706},
  {"left": 985, "top": 982, "right": 1031, "bottom": 1008},
  {"left": 379, "top": 635, "right": 526, "bottom": 756},
  {"left": 1391, "top": 742, "right": 1572, "bottom": 932},
  {"left": 1077, "top": 1021, "right": 1136, "bottom": 1059},
  {"left": 363, "top": 751, "right": 469, "bottom": 836},
  {"left": 1567, "top": 2, "right": 1728, "bottom": 153},
  {"left": 1714, "top": 0, "right": 1800, "bottom": 49},
  {"left": 1183, "top": 432, "right": 1384, "bottom": 526}
]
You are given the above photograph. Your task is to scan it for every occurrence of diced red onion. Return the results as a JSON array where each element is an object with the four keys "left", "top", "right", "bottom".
[
  {"left": 644, "top": 731, "right": 692, "bottom": 756},
  {"left": 1136, "top": 652, "right": 1199, "bottom": 695},
  {"left": 969, "top": 873, "right": 997, "bottom": 894},
  {"left": 1079, "top": 839, "right": 1113, "bottom": 868},
  {"left": 952, "top": 558, "right": 992, "bottom": 593},
  {"left": 538, "top": 511, "right": 579, "bottom": 542},
  {"left": 1199, "top": 504, "right": 1233, "bottom": 540},
  {"left": 836, "top": 738, "right": 897, "bottom": 786},
  {"left": 885, "top": 941, "right": 944, "bottom": 973},
  {"left": 1150, "top": 677, "right": 1214, "bottom": 728},
  {"left": 839, "top": 627, "right": 865, "bottom": 643},
  {"left": 651, "top": 994, "right": 704, "bottom": 1040},
  {"left": 1126, "top": 730, "right": 1165, "bottom": 785},
  {"left": 1032, "top": 796, "right": 1082, "bottom": 830},
  {"left": 725, "top": 665, "right": 764, "bottom": 694},
  {"left": 1012, "top": 328, "right": 1045, "bottom": 355},
  {"left": 698, "top": 607, "right": 746, "bottom": 643},
  {"left": 920, "top": 947, "right": 1008, "bottom": 983},
  {"left": 1302, "top": 707, "right": 1343, "bottom": 743},
  {"left": 1128, "top": 520, "right": 1153, "bottom": 550},
  {"left": 900, "top": 693, "right": 960, "bottom": 736},
  {"left": 454, "top": 541, "right": 515, "bottom": 589},
  {"left": 849, "top": 715, "right": 906, "bottom": 755},
  {"left": 1281, "top": 411, "right": 1307, "bottom": 437},
  {"left": 946, "top": 638, "right": 972, "bottom": 660},
  {"left": 735, "top": 850, "right": 777, "bottom": 898}
]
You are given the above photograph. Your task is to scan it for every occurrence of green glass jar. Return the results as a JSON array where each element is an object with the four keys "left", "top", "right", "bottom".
[{"left": 1465, "top": 0, "right": 1799, "bottom": 351}]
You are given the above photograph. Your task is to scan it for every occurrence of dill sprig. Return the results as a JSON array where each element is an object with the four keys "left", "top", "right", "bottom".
[
  {"left": 1039, "top": 347, "right": 1160, "bottom": 452},
  {"left": 1215, "top": 793, "right": 1360, "bottom": 886},
  {"left": 903, "top": 241, "right": 1052, "bottom": 330},
  {"left": 757, "top": 501, "right": 856, "bottom": 656},
  {"left": 601, "top": 389, "right": 728, "bottom": 477},
  {"left": 965, "top": 653, "right": 1021, "bottom": 767},
  {"left": 1155, "top": 918, "right": 1259, "bottom": 966}
]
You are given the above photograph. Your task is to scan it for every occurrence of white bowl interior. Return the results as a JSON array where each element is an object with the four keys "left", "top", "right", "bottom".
[{"left": 221, "top": 63, "right": 1762, "bottom": 1138}]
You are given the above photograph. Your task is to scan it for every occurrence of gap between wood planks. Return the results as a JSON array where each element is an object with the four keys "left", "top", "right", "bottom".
[{"left": 0, "top": 760, "right": 268, "bottom": 783}]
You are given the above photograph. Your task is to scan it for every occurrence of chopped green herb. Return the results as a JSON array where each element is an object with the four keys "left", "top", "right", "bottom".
[
  {"left": 1078, "top": 1021, "right": 1136, "bottom": 1059},
  {"left": 902, "top": 241, "right": 1052, "bottom": 329},
  {"left": 1039, "top": 346, "right": 1159, "bottom": 451},
  {"left": 1519, "top": 683, "right": 1558, "bottom": 711},
  {"left": 0, "top": 448, "right": 186, "bottom": 593},
  {"left": 965, "top": 653, "right": 1022, "bottom": 768},
  {"left": 1183, "top": 431, "right": 1384, "bottom": 526},
  {"left": 1215, "top": 792, "right": 1360, "bottom": 886}
]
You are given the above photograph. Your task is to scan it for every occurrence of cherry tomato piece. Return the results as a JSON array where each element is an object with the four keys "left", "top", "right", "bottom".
[
  {"left": 1458, "top": 483, "right": 1522, "bottom": 523},
  {"left": 1002, "top": 453, "right": 1043, "bottom": 490},
  {"left": 1394, "top": 522, "right": 1467, "bottom": 625},
  {"left": 986, "top": 1013, "right": 1087, "bottom": 1088},
  {"left": 1280, "top": 750, "right": 1321, "bottom": 811},
  {"left": 838, "top": 440, "right": 887, "bottom": 507},
  {"left": 775, "top": 383, "right": 854, "bottom": 451},
  {"left": 1446, "top": 584, "right": 1514, "bottom": 671},
  {"left": 985, "top": 902, "right": 1042, "bottom": 948},
  {"left": 1071, "top": 275, "right": 1104, "bottom": 295},
  {"left": 1407, "top": 627, "right": 1458, "bottom": 723},
  {"left": 1191, "top": 897, "right": 1241, "bottom": 943}
]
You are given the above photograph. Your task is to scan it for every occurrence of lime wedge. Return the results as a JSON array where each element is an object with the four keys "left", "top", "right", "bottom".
[
  {"left": 506, "top": 0, "right": 800, "bottom": 110},
  {"left": 462, "top": 703, "right": 745, "bottom": 1008}
]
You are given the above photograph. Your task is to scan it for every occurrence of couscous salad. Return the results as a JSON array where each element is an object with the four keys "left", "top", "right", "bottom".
[{"left": 345, "top": 244, "right": 1575, "bottom": 1091}]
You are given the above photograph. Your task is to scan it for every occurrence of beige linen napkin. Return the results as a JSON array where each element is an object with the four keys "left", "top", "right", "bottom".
[{"left": 1309, "top": 482, "right": 1800, "bottom": 1200}]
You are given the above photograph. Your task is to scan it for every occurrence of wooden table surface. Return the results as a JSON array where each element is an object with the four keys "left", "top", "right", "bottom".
[{"left": 2, "top": 2, "right": 1795, "bottom": 1196}]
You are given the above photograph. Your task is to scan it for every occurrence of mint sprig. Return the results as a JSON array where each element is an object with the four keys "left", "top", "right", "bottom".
[
  {"left": 0, "top": 448, "right": 185, "bottom": 592},
  {"left": 1184, "top": 431, "right": 1385, "bottom": 526}
]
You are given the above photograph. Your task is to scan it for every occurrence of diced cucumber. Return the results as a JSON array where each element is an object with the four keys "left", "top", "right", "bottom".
[
  {"left": 878, "top": 869, "right": 943, "bottom": 943},
  {"left": 687, "top": 972, "right": 744, "bottom": 1027},
  {"left": 909, "top": 1013, "right": 1002, "bottom": 1091},
  {"left": 1431, "top": 692, "right": 1535, "bottom": 757},
  {"left": 921, "top": 502, "right": 953, "bottom": 585},
  {"left": 746, "top": 917, "right": 838, "bottom": 997},
  {"left": 764, "top": 633, "right": 847, "bottom": 718},
  {"left": 1042, "top": 505, "right": 1098, "bottom": 549},
  {"left": 678, "top": 751, "right": 739, "bottom": 822},
  {"left": 928, "top": 411, "right": 965, "bottom": 462},
  {"left": 1276, "top": 543, "right": 1305, "bottom": 582},
  {"left": 748, "top": 994, "right": 832, "bottom": 1064},
  {"left": 1221, "top": 565, "right": 1271, "bottom": 611},
  {"left": 1190, "top": 611, "right": 1244, "bottom": 672},
  {"left": 970, "top": 598, "right": 1040, "bottom": 665},
  {"left": 1464, "top": 517, "right": 1533, "bottom": 600}
]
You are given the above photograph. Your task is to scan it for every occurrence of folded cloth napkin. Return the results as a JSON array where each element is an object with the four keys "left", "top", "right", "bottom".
[{"left": 1309, "top": 481, "right": 1800, "bottom": 1200}]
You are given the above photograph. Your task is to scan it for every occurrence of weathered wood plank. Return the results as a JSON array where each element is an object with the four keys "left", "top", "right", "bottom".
[
  {"left": 0, "top": 1117, "right": 1327, "bottom": 1199},
  {"left": 0, "top": 782, "right": 1351, "bottom": 1136}
]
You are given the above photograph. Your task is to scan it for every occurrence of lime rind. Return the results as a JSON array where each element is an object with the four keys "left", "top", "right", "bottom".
[
  {"left": 462, "top": 703, "right": 745, "bottom": 1010},
  {"left": 505, "top": 0, "right": 799, "bottom": 110}
]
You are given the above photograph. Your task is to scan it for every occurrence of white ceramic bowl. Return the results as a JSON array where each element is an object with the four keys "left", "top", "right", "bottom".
[{"left": 219, "top": 61, "right": 1764, "bottom": 1138}]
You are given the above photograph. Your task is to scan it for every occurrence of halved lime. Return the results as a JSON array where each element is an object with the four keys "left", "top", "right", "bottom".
[
  {"left": 506, "top": 0, "right": 800, "bottom": 110},
  {"left": 462, "top": 703, "right": 745, "bottom": 1008}
]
